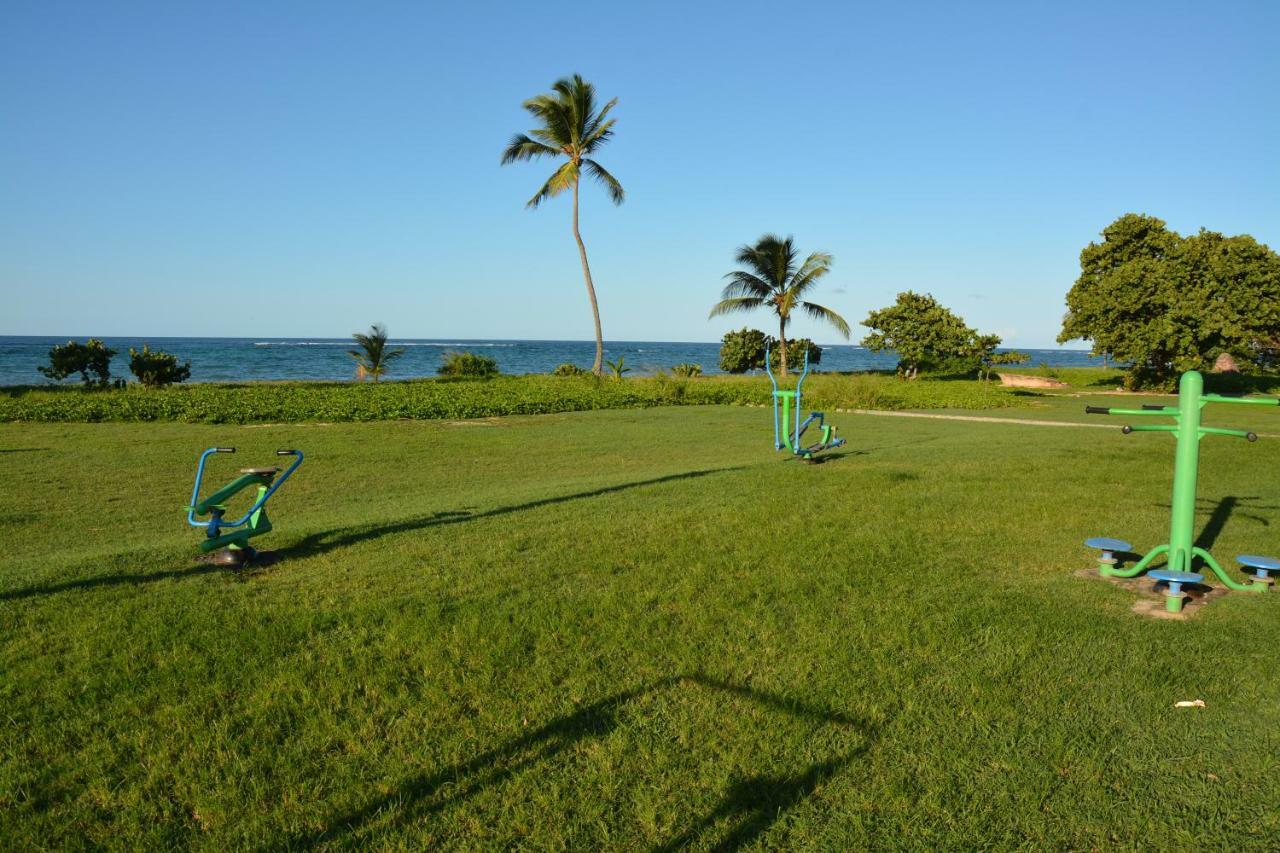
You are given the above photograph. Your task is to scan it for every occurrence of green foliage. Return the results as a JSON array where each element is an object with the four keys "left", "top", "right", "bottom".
[
  {"left": 1059, "top": 213, "right": 1280, "bottom": 390},
  {"left": 127, "top": 344, "right": 191, "bottom": 388},
  {"left": 38, "top": 339, "right": 116, "bottom": 388},
  {"left": 605, "top": 357, "right": 631, "bottom": 380},
  {"left": 0, "top": 373, "right": 1027, "bottom": 424},
  {"left": 708, "top": 234, "right": 849, "bottom": 375},
  {"left": 861, "top": 292, "right": 977, "bottom": 379},
  {"left": 437, "top": 352, "right": 499, "bottom": 379},
  {"left": 717, "top": 328, "right": 770, "bottom": 373},
  {"left": 717, "top": 328, "right": 821, "bottom": 374},
  {"left": 670, "top": 363, "right": 702, "bottom": 378},
  {"left": 347, "top": 323, "right": 405, "bottom": 382},
  {"left": 552, "top": 363, "right": 588, "bottom": 377}
]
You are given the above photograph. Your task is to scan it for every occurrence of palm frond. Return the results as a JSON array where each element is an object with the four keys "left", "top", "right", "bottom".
[
  {"left": 500, "top": 134, "right": 560, "bottom": 165},
  {"left": 787, "top": 251, "right": 833, "bottom": 297},
  {"left": 708, "top": 297, "right": 766, "bottom": 319},
  {"left": 527, "top": 160, "right": 578, "bottom": 208},
  {"left": 719, "top": 270, "right": 774, "bottom": 300},
  {"left": 800, "top": 301, "right": 852, "bottom": 338},
  {"left": 582, "top": 159, "right": 624, "bottom": 205},
  {"left": 582, "top": 99, "right": 618, "bottom": 150}
]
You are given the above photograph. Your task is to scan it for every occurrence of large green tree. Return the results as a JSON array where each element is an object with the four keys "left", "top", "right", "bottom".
[
  {"left": 861, "top": 292, "right": 978, "bottom": 379},
  {"left": 708, "top": 235, "right": 850, "bottom": 376},
  {"left": 501, "top": 74, "right": 623, "bottom": 375},
  {"left": 1059, "top": 213, "right": 1280, "bottom": 388}
]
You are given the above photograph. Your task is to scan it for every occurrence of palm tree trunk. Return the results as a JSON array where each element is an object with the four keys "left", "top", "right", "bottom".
[
  {"left": 572, "top": 179, "right": 605, "bottom": 375},
  {"left": 778, "top": 317, "right": 789, "bottom": 378}
]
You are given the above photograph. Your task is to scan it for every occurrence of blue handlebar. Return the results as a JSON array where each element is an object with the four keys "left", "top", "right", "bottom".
[{"left": 187, "top": 447, "right": 304, "bottom": 530}]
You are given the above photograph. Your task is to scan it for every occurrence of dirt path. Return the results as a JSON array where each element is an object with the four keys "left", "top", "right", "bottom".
[{"left": 841, "top": 408, "right": 1279, "bottom": 438}]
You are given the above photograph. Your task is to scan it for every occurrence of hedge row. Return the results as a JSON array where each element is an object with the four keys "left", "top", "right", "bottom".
[{"left": 0, "top": 374, "right": 1025, "bottom": 424}]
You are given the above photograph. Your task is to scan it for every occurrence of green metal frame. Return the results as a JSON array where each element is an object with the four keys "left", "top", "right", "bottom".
[{"left": 1091, "top": 370, "right": 1278, "bottom": 591}]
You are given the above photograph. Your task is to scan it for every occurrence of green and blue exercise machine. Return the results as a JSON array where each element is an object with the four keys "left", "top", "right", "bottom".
[
  {"left": 1084, "top": 370, "right": 1280, "bottom": 612},
  {"left": 765, "top": 346, "right": 845, "bottom": 461},
  {"left": 186, "top": 446, "right": 303, "bottom": 566}
]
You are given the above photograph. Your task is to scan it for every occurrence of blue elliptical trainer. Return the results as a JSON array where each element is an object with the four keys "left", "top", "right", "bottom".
[{"left": 765, "top": 346, "right": 845, "bottom": 461}]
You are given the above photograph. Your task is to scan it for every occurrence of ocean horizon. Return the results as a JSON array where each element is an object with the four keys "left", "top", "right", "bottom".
[{"left": 0, "top": 335, "right": 1103, "bottom": 386}]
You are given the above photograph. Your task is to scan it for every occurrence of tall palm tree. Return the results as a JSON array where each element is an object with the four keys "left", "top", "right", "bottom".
[
  {"left": 501, "top": 74, "right": 623, "bottom": 375},
  {"left": 347, "top": 323, "right": 404, "bottom": 382},
  {"left": 709, "top": 235, "right": 851, "bottom": 377}
]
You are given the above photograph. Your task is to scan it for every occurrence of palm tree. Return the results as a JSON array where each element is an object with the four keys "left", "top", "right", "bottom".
[
  {"left": 347, "top": 323, "right": 405, "bottom": 382},
  {"left": 709, "top": 235, "right": 851, "bottom": 376},
  {"left": 501, "top": 74, "right": 623, "bottom": 375}
]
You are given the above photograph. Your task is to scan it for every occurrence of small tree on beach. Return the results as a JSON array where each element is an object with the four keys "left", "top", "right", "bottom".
[
  {"left": 501, "top": 74, "right": 623, "bottom": 376},
  {"left": 347, "top": 324, "right": 404, "bottom": 383},
  {"left": 39, "top": 339, "right": 116, "bottom": 388},
  {"left": 128, "top": 344, "right": 191, "bottom": 388},
  {"left": 708, "top": 235, "right": 849, "bottom": 377}
]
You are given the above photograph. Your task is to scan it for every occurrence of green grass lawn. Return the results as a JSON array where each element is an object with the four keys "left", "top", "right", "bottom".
[{"left": 3, "top": 402, "right": 1280, "bottom": 849}]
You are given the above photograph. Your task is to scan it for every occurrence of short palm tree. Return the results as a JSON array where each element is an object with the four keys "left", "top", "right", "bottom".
[
  {"left": 347, "top": 323, "right": 404, "bottom": 383},
  {"left": 501, "top": 74, "right": 623, "bottom": 375},
  {"left": 708, "top": 235, "right": 851, "bottom": 376}
]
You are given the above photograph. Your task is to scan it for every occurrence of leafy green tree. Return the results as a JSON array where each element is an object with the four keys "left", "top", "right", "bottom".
[
  {"left": 39, "top": 339, "right": 116, "bottom": 388},
  {"left": 861, "top": 292, "right": 974, "bottom": 379},
  {"left": 1059, "top": 213, "right": 1280, "bottom": 389},
  {"left": 347, "top": 324, "right": 405, "bottom": 382},
  {"left": 128, "top": 344, "right": 191, "bottom": 388},
  {"left": 708, "top": 234, "right": 850, "bottom": 376},
  {"left": 501, "top": 74, "right": 623, "bottom": 376},
  {"left": 717, "top": 328, "right": 821, "bottom": 374},
  {"left": 962, "top": 333, "right": 1028, "bottom": 384}
]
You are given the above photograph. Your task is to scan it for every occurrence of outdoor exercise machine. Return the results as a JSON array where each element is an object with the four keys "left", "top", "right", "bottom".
[
  {"left": 765, "top": 346, "right": 845, "bottom": 461},
  {"left": 186, "top": 447, "right": 303, "bottom": 566},
  {"left": 1083, "top": 369, "right": 1280, "bottom": 608}
]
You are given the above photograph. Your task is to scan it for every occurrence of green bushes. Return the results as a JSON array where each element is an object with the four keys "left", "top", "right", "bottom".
[
  {"left": 670, "top": 363, "right": 703, "bottom": 378},
  {"left": 0, "top": 373, "right": 1027, "bottom": 424},
  {"left": 38, "top": 339, "right": 117, "bottom": 388},
  {"left": 552, "top": 363, "right": 587, "bottom": 376},
  {"left": 438, "top": 352, "right": 499, "bottom": 378},
  {"left": 128, "top": 345, "right": 192, "bottom": 388}
]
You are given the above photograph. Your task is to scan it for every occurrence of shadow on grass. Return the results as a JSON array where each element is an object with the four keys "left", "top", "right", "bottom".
[
  {"left": 0, "top": 448, "right": 48, "bottom": 454},
  {"left": 290, "top": 674, "right": 874, "bottom": 850},
  {"left": 282, "top": 467, "right": 743, "bottom": 561},
  {"left": 0, "top": 469, "right": 743, "bottom": 603}
]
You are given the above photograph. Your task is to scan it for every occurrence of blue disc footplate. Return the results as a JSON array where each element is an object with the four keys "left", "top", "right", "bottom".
[
  {"left": 1085, "top": 537, "right": 1132, "bottom": 552},
  {"left": 1237, "top": 554, "right": 1280, "bottom": 571},
  {"left": 1147, "top": 569, "right": 1203, "bottom": 585}
]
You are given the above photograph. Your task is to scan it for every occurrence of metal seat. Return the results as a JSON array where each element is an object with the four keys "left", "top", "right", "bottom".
[{"left": 1237, "top": 554, "right": 1280, "bottom": 580}]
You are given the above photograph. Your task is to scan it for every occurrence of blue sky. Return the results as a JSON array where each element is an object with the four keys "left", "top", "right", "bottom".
[{"left": 2, "top": 1, "right": 1276, "bottom": 347}]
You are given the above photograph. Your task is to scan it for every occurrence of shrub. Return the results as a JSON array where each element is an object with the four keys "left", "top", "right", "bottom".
[
  {"left": 38, "top": 339, "right": 116, "bottom": 388},
  {"left": 128, "top": 344, "right": 191, "bottom": 388},
  {"left": 552, "top": 363, "right": 587, "bottom": 377},
  {"left": 670, "top": 363, "right": 703, "bottom": 378},
  {"left": 718, "top": 329, "right": 821, "bottom": 373},
  {"left": 438, "top": 352, "right": 499, "bottom": 379},
  {"left": 605, "top": 357, "right": 631, "bottom": 380}
]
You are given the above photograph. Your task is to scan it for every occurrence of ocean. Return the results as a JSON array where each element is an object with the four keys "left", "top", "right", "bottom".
[{"left": 0, "top": 336, "right": 1103, "bottom": 386}]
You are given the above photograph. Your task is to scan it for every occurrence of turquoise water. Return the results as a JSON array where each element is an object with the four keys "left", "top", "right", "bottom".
[{"left": 0, "top": 336, "right": 1102, "bottom": 385}]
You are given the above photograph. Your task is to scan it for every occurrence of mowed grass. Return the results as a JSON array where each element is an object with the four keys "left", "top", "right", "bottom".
[{"left": 2, "top": 403, "right": 1280, "bottom": 849}]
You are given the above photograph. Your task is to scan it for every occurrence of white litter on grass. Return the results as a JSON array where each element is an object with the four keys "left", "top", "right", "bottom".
[{"left": 1173, "top": 699, "right": 1206, "bottom": 708}]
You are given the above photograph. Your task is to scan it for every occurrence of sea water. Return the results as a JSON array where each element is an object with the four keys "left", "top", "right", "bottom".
[{"left": 0, "top": 336, "right": 1103, "bottom": 386}]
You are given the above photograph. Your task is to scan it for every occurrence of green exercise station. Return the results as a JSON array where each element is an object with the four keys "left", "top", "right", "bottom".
[
  {"left": 1084, "top": 370, "right": 1280, "bottom": 612},
  {"left": 186, "top": 446, "right": 303, "bottom": 566}
]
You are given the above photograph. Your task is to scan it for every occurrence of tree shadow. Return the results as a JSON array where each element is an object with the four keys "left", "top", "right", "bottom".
[
  {"left": 0, "top": 447, "right": 48, "bottom": 454},
  {"left": 0, "top": 468, "right": 743, "bottom": 603},
  {"left": 1194, "top": 496, "right": 1272, "bottom": 552},
  {"left": 288, "top": 673, "right": 875, "bottom": 850},
  {"left": 283, "top": 467, "right": 743, "bottom": 561}
]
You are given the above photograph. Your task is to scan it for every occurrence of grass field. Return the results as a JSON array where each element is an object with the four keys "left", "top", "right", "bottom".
[{"left": 4, "top": 395, "right": 1280, "bottom": 849}]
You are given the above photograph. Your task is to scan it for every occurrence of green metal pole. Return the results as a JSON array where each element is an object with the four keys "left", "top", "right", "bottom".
[
  {"left": 1167, "top": 370, "right": 1202, "bottom": 574},
  {"left": 779, "top": 393, "right": 795, "bottom": 452}
]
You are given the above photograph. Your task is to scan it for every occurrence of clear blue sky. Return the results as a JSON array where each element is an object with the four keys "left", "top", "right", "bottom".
[{"left": 2, "top": 1, "right": 1276, "bottom": 347}]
